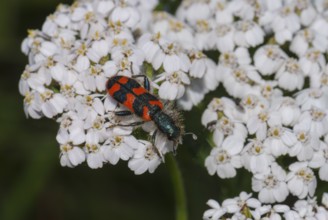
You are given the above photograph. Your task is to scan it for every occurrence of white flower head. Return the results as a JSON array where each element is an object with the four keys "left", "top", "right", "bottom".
[
  {"left": 128, "top": 140, "right": 162, "bottom": 175},
  {"left": 157, "top": 70, "right": 190, "bottom": 100},
  {"left": 20, "top": 0, "right": 181, "bottom": 173},
  {"left": 234, "top": 20, "right": 264, "bottom": 48},
  {"left": 241, "top": 139, "right": 274, "bottom": 174},
  {"left": 275, "top": 58, "right": 305, "bottom": 91},
  {"left": 205, "top": 136, "right": 244, "bottom": 179},
  {"left": 264, "top": 124, "right": 297, "bottom": 157},
  {"left": 271, "top": 5, "right": 301, "bottom": 44},
  {"left": 214, "top": 23, "right": 235, "bottom": 52},
  {"left": 203, "top": 199, "right": 227, "bottom": 220},
  {"left": 252, "top": 163, "right": 289, "bottom": 203},
  {"left": 299, "top": 49, "right": 326, "bottom": 76},
  {"left": 287, "top": 162, "right": 317, "bottom": 199},
  {"left": 296, "top": 106, "right": 328, "bottom": 138},
  {"left": 254, "top": 45, "right": 287, "bottom": 76}
]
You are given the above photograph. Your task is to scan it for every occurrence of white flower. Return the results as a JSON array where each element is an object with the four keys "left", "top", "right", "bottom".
[
  {"left": 39, "top": 88, "right": 68, "bottom": 118},
  {"left": 157, "top": 70, "right": 190, "bottom": 100},
  {"left": 214, "top": 1, "right": 234, "bottom": 24},
  {"left": 289, "top": 128, "right": 319, "bottom": 161},
  {"left": 203, "top": 199, "right": 227, "bottom": 220},
  {"left": 214, "top": 24, "right": 235, "bottom": 52},
  {"left": 93, "top": 0, "right": 115, "bottom": 16},
  {"left": 218, "top": 47, "right": 251, "bottom": 73},
  {"left": 19, "top": 64, "right": 52, "bottom": 95},
  {"left": 80, "top": 64, "right": 109, "bottom": 92},
  {"left": 205, "top": 136, "right": 244, "bottom": 179},
  {"left": 239, "top": 94, "right": 269, "bottom": 121},
  {"left": 213, "top": 116, "right": 247, "bottom": 146},
  {"left": 292, "top": 198, "right": 319, "bottom": 219},
  {"left": 311, "top": 14, "right": 328, "bottom": 37},
  {"left": 177, "top": 0, "right": 212, "bottom": 26},
  {"left": 296, "top": 88, "right": 328, "bottom": 111},
  {"left": 294, "top": 0, "right": 316, "bottom": 27},
  {"left": 253, "top": 204, "right": 289, "bottom": 220},
  {"left": 128, "top": 140, "right": 162, "bottom": 175},
  {"left": 299, "top": 49, "right": 325, "bottom": 76},
  {"left": 284, "top": 210, "right": 301, "bottom": 220},
  {"left": 254, "top": 45, "right": 287, "bottom": 76},
  {"left": 296, "top": 107, "right": 328, "bottom": 137},
  {"left": 247, "top": 109, "right": 278, "bottom": 141},
  {"left": 138, "top": 34, "right": 190, "bottom": 73},
  {"left": 271, "top": 97, "right": 301, "bottom": 127},
  {"left": 111, "top": 45, "right": 144, "bottom": 70},
  {"left": 309, "top": 142, "right": 328, "bottom": 181},
  {"left": 290, "top": 29, "right": 327, "bottom": 56},
  {"left": 264, "top": 125, "right": 297, "bottom": 157},
  {"left": 23, "top": 91, "right": 42, "bottom": 119},
  {"left": 275, "top": 58, "right": 304, "bottom": 91},
  {"left": 310, "top": 65, "right": 328, "bottom": 89},
  {"left": 166, "top": 19, "right": 194, "bottom": 50},
  {"left": 259, "top": 81, "right": 283, "bottom": 100},
  {"left": 230, "top": 0, "right": 261, "bottom": 20},
  {"left": 60, "top": 143, "right": 86, "bottom": 168},
  {"left": 252, "top": 163, "right": 289, "bottom": 203},
  {"left": 177, "top": 79, "right": 207, "bottom": 110},
  {"left": 86, "top": 39, "right": 110, "bottom": 63},
  {"left": 56, "top": 112, "right": 86, "bottom": 145},
  {"left": 234, "top": 20, "right": 264, "bottom": 48},
  {"left": 84, "top": 115, "right": 110, "bottom": 144},
  {"left": 102, "top": 135, "right": 137, "bottom": 165},
  {"left": 241, "top": 139, "right": 274, "bottom": 174},
  {"left": 111, "top": 2, "right": 140, "bottom": 28},
  {"left": 75, "top": 95, "right": 105, "bottom": 122},
  {"left": 188, "top": 51, "right": 209, "bottom": 78},
  {"left": 222, "top": 192, "right": 261, "bottom": 214},
  {"left": 222, "top": 65, "right": 262, "bottom": 98},
  {"left": 271, "top": 5, "right": 301, "bottom": 44},
  {"left": 201, "top": 97, "right": 236, "bottom": 127},
  {"left": 287, "top": 162, "right": 317, "bottom": 199},
  {"left": 85, "top": 142, "right": 105, "bottom": 169},
  {"left": 193, "top": 19, "right": 216, "bottom": 51}
]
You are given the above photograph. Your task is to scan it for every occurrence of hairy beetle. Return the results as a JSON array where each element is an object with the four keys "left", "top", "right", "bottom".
[{"left": 106, "top": 75, "right": 183, "bottom": 144}]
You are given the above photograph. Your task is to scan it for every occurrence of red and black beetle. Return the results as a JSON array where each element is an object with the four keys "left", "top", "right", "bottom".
[{"left": 106, "top": 75, "right": 183, "bottom": 144}]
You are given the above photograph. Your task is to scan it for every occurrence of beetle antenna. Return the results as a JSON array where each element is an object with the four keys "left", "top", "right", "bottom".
[{"left": 184, "top": 132, "right": 197, "bottom": 140}]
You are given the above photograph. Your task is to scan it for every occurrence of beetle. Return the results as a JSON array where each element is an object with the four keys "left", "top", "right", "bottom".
[{"left": 106, "top": 75, "right": 183, "bottom": 145}]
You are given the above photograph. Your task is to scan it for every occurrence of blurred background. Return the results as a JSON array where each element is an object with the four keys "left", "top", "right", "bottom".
[{"left": 0, "top": 0, "right": 253, "bottom": 219}]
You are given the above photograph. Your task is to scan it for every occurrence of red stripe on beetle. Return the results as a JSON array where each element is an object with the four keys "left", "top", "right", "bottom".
[
  {"left": 123, "top": 93, "right": 136, "bottom": 112},
  {"left": 132, "top": 87, "right": 147, "bottom": 95},
  {"left": 118, "top": 76, "right": 129, "bottom": 84},
  {"left": 142, "top": 106, "right": 151, "bottom": 121},
  {"left": 108, "top": 83, "right": 121, "bottom": 96},
  {"left": 149, "top": 100, "right": 163, "bottom": 109}
]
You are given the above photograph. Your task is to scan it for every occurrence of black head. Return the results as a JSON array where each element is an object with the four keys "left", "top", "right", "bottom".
[{"left": 152, "top": 112, "right": 181, "bottom": 142}]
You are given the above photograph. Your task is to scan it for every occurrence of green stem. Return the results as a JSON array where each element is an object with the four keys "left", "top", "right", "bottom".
[{"left": 166, "top": 154, "right": 188, "bottom": 220}]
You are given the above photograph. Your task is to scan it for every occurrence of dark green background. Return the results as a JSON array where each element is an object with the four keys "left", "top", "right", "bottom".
[{"left": 0, "top": 1, "right": 252, "bottom": 220}]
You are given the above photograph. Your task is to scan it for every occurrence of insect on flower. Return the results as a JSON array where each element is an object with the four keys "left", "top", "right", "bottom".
[{"left": 106, "top": 75, "right": 185, "bottom": 149}]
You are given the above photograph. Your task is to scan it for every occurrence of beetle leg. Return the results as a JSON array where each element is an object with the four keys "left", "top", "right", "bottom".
[
  {"left": 109, "top": 121, "right": 145, "bottom": 128},
  {"left": 114, "top": 110, "right": 133, "bottom": 117},
  {"left": 119, "top": 121, "right": 145, "bottom": 126},
  {"left": 132, "top": 75, "right": 150, "bottom": 91}
]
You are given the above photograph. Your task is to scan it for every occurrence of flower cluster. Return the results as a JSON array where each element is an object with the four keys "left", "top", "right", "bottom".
[
  {"left": 203, "top": 192, "right": 328, "bottom": 220},
  {"left": 20, "top": 0, "right": 205, "bottom": 174},
  {"left": 171, "top": 0, "right": 328, "bottom": 217}
]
